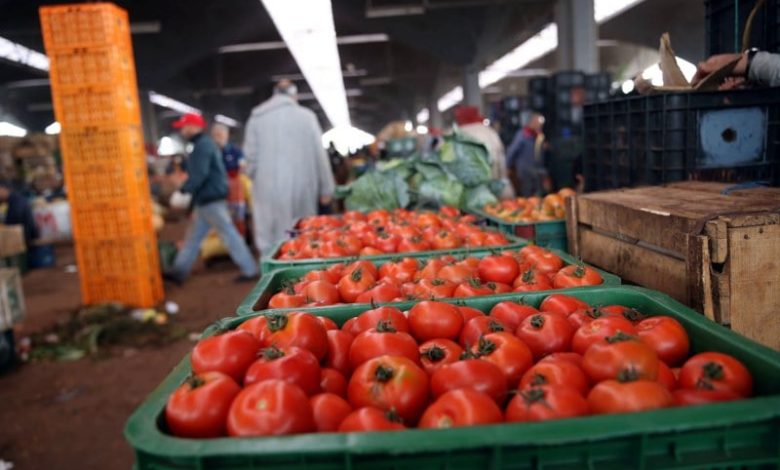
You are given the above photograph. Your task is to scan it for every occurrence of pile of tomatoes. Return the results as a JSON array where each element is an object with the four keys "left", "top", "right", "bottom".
[
  {"left": 277, "top": 207, "right": 510, "bottom": 260},
  {"left": 165, "top": 295, "right": 753, "bottom": 438},
  {"left": 268, "top": 245, "right": 603, "bottom": 309},
  {"left": 482, "top": 189, "right": 575, "bottom": 223}
]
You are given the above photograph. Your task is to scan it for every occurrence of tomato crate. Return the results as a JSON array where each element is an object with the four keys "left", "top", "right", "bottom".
[
  {"left": 39, "top": 3, "right": 131, "bottom": 52},
  {"left": 125, "top": 286, "right": 780, "bottom": 470},
  {"left": 260, "top": 232, "right": 527, "bottom": 274},
  {"left": 59, "top": 125, "right": 145, "bottom": 169},
  {"left": 469, "top": 208, "right": 567, "bottom": 252},
  {"left": 48, "top": 44, "right": 137, "bottom": 90},
  {"left": 70, "top": 199, "right": 153, "bottom": 241},
  {"left": 51, "top": 84, "right": 141, "bottom": 128},
  {"left": 239, "top": 247, "right": 620, "bottom": 316}
]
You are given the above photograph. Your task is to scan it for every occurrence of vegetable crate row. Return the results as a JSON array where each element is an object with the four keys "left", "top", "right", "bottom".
[
  {"left": 125, "top": 287, "right": 780, "bottom": 469},
  {"left": 239, "top": 245, "right": 620, "bottom": 316}
]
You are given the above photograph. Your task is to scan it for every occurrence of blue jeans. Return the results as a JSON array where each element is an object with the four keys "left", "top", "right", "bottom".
[{"left": 171, "top": 200, "right": 258, "bottom": 278}]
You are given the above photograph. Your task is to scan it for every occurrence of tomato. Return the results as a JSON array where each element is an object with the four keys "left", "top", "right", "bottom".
[
  {"left": 191, "top": 330, "right": 260, "bottom": 383},
  {"left": 318, "top": 367, "right": 348, "bottom": 397},
  {"left": 459, "top": 316, "right": 507, "bottom": 348},
  {"left": 582, "top": 333, "right": 659, "bottom": 383},
  {"left": 338, "top": 407, "right": 405, "bottom": 432},
  {"left": 349, "top": 306, "right": 409, "bottom": 335},
  {"left": 413, "top": 278, "right": 457, "bottom": 300},
  {"left": 489, "top": 301, "right": 539, "bottom": 331},
  {"left": 571, "top": 316, "right": 637, "bottom": 355},
  {"left": 457, "top": 305, "right": 484, "bottom": 324},
  {"left": 355, "top": 282, "right": 402, "bottom": 303},
  {"left": 337, "top": 267, "right": 376, "bottom": 303},
  {"left": 244, "top": 346, "right": 321, "bottom": 395},
  {"left": 323, "top": 330, "right": 354, "bottom": 376},
  {"left": 419, "top": 389, "right": 502, "bottom": 429},
  {"left": 418, "top": 339, "right": 464, "bottom": 375},
  {"left": 512, "top": 268, "right": 554, "bottom": 292},
  {"left": 310, "top": 393, "right": 353, "bottom": 432},
  {"left": 587, "top": 380, "right": 673, "bottom": 414},
  {"left": 678, "top": 352, "right": 753, "bottom": 397},
  {"left": 268, "top": 288, "right": 306, "bottom": 309},
  {"left": 518, "top": 360, "right": 590, "bottom": 396},
  {"left": 319, "top": 240, "right": 348, "bottom": 258},
  {"left": 567, "top": 307, "right": 617, "bottom": 329},
  {"left": 540, "top": 294, "right": 589, "bottom": 317},
  {"left": 483, "top": 231, "right": 508, "bottom": 246},
  {"left": 415, "top": 258, "right": 445, "bottom": 281},
  {"left": 378, "top": 258, "right": 419, "bottom": 283},
  {"left": 599, "top": 305, "right": 645, "bottom": 323},
  {"left": 253, "top": 312, "right": 329, "bottom": 360},
  {"left": 397, "top": 235, "right": 432, "bottom": 253},
  {"left": 439, "top": 206, "right": 460, "bottom": 218},
  {"left": 347, "top": 355, "right": 430, "bottom": 424},
  {"left": 348, "top": 324, "right": 420, "bottom": 369},
  {"left": 431, "top": 230, "right": 462, "bottom": 250},
  {"left": 486, "top": 281, "right": 512, "bottom": 294},
  {"left": 227, "top": 380, "right": 314, "bottom": 436},
  {"left": 317, "top": 316, "right": 338, "bottom": 331},
  {"left": 165, "top": 372, "right": 241, "bottom": 438},
  {"left": 437, "top": 264, "right": 475, "bottom": 284},
  {"left": 360, "top": 246, "right": 384, "bottom": 256},
  {"left": 477, "top": 255, "right": 519, "bottom": 284},
  {"left": 408, "top": 301, "right": 464, "bottom": 342},
  {"left": 430, "top": 359, "right": 508, "bottom": 404},
  {"left": 552, "top": 265, "right": 603, "bottom": 288},
  {"left": 524, "top": 249, "right": 564, "bottom": 274},
  {"left": 505, "top": 385, "right": 590, "bottom": 422},
  {"left": 371, "top": 232, "right": 400, "bottom": 253},
  {"left": 453, "top": 278, "right": 494, "bottom": 297},
  {"left": 636, "top": 316, "right": 690, "bottom": 366},
  {"left": 303, "top": 269, "right": 341, "bottom": 285},
  {"left": 672, "top": 389, "right": 741, "bottom": 406},
  {"left": 656, "top": 361, "right": 677, "bottom": 391},
  {"left": 539, "top": 352, "right": 584, "bottom": 368},
  {"left": 515, "top": 312, "right": 575, "bottom": 360},
  {"left": 471, "top": 332, "right": 533, "bottom": 387}
]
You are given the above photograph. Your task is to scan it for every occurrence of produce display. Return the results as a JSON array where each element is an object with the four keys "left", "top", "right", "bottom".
[
  {"left": 164, "top": 295, "right": 754, "bottom": 438},
  {"left": 276, "top": 207, "right": 510, "bottom": 260},
  {"left": 268, "top": 245, "right": 603, "bottom": 309},
  {"left": 481, "top": 188, "right": 575, "bottom": 223}
]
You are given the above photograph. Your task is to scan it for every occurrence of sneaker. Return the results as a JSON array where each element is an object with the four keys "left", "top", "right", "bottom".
[{"left": 162, "top": 270, "right": 185, "bottom": 286}]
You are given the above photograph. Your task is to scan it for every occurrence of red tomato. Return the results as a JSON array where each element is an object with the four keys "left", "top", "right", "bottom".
[
  {"left": 477, "top": 255, "right": 519, "bottom": 284},
  {"left": 418, "top": 339, "right": 464, "bottom": 375},
  {"left": 515, "top": 312, "right": 575, "bottom": 360},
  {"left": 165, "top": 371, "right": 241, "bottom": 438},
  {"left": 355, "top": 282, "right": 402, "bottom": 304},
  {"left": 582, "top": 333, "right": 659, "bottom": 383},
  {"left": 430, "top": 359, "right": 508, "bottom": 404},
  {"left": 408, "top": 301, "right": 464, "bottom": 342},
  {"left": 483, "top": 231, "right": 508, "bottom": 246},
  {"left": 459, "top": 316, "right": 507, "bottom": 348},
  {"left": 320, "top": 367, "right": 348, "bottom": 397},
  {"left": 360, "top": 246, "right": 384, "bottom": 256},
  {"left": 350, "top": 306, "right": 409, "bottom": 335},
  {"left": 371, "top": 232, "right": 400, "bottom": 253},
  {"left": 431, "top": 230, "right": 462, "bottom": 250},
  {"left": 678, "top": 352, "right": 753, "bottom": 397},
  {"left": 453, "top": 278, "right": 494, "bottom": 297},
  {"left": 636, "top": 316, "right": 690, "bottom": 366},
  {"left": 317, "top": 316, "right": 338, "bottom": 331},
  {"left": 191, "top": 330, "right": 260, "bottom": 383},
  {"left": 539, "top": 352, "right": 584, "bottom": 368},
  {"left": 505, "top": 385, "right": 589, "bottom": 422},
  {"left": 227, "top": 380, "right": 315, "bottom": 436},
  {"left": 268, "top": 288, "right": 306, "bottom": 309},
  {"left": 656, "top": 361, "right": 677, "bottom": 391},
  {"left": 540, "top": 294, "right": 590, "bottom": 317},
  {"left": 599, "top": 305, "right": 646, "bottom": 323},
  {"left": 244, "top": 346, "right": 321, "bottom": 396},
  {"left": 323, "top": 330, "right": 354, "bottom": 376},
  {"left": 587, "top": 380, "right": 672, "bottom": 414},
  {"left": 471, "top": 332, "right": 533, "bottom": 387},
  {"left": 552, "top": 265, "right": 603, "bottom": 288},
  {"left": 489, "top": 301, "right": 539, "bottom": 331},
  {"left": 518, "top": 360, "right": 590, "bottom": 396},
  {"left": 512, "top": 268, "right": 554, "bottom": 292},
  {"left": 251, "top": 312, "right": 329, "bottom": 360},
  {"left": 419, "top": 389, "right": 502, "bottom": 429},
  {"left": 337, "top": 267, "right": 376, "bottom": 303},
  {"left": 397, "top": 235, "right": 432, "bottom": 253},
  {"left": 457, "top": 305, "right": 485, "bottom": 324},
  {"left": 378, "top": 258, "right": 419, "bottom": 283},
  {"left": 672, "top": 389, "right": 741, "bottom": 406},
  {"left": 348, "top": 325, "right": 420, "bottom": 370},
  {"left": 338, "top": 407, "right": 405, "bottom": 432},
  {"left": 523, "top": 249, "right": 564, "bottom": 274},
  {"left": 344, "top": 260, "right": 379, "bottom": 279},
  {"left": 310, "top": 393, "right": 352, "bottom": 432},
  {"left": 303, "top": 269, "right": 341, "bottom": 285},
  {"left": 413, "top": 278, "right": 457, "bottom": 299},
  {"left": 347, "top": 355, "right": 430, "bottom": 424},
  {"left": 571, "top": 316, "right": 637, "bottom": 355},
  {"left": 437, "top": 263, "right": 475, "bottom": 285}
]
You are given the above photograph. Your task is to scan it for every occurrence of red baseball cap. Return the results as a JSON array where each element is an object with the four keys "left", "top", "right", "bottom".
[{"left": 172, "top": 113, "right": 206, "bottom": 129}]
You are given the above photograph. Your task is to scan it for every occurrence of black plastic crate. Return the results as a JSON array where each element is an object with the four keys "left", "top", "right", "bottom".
[
  {"left": 585, "top": 72, "right": 611, "bottom": 90},
  {"left": 528, "top": 76, "right": 549, "bottom": 94},
  {"left": 552, "top": 71, "right": 585, "bottom": 88},
  {"left": 583, "top": 88, "right": 780, "bottom": 191},
  {"left": 705, "top": 0, "right": 779, "bottom": 54}
]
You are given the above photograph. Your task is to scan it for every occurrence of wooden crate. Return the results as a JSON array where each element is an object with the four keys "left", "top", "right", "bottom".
[{"left": 566, "top": 182, "right": 780, "bottom": 350}]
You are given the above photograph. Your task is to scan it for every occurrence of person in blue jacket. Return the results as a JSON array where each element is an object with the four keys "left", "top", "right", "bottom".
[
  {"left": 506, "top": 112, "right": 547, "bottom": 197},
  {"left": 164, "top": 113, "right": 258, "bottom": 284}
]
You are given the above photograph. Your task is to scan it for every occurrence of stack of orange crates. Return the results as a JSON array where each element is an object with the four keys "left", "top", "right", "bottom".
[{"left": 40, "top": 3, "right": 163, "bottom": 307}]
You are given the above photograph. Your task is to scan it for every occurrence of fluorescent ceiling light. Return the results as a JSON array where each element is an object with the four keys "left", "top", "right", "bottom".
[
  {"left": 437, "top": 86, "right": 464, "bottom": 113},
  {"left": 641, "top": 56, "right": 696, "bottom": 86},
  {"left": 621, "top": 80, "right": 634, "bottom": 94},
  {"left": 360, "top": 76, "right": 393, "bottom": 86},
  {"left": 215, "top": 114, "right": 240, "bottom": 127},
  {"left": 403, "top": 120, "right": 413, "bottom": 132},
  {"left": 594, "top": 0, "right": 645, "bottom": 23},
  {"left": 336, "top": 34, "right": 389, "bottom": 45},
  {"left": 149, "top": 91, "right": 201, "bottom": 115},
  {"left": 416, "top": 125, "right": 428, "bottom": 134},
  {"left": 298, "top": 89, "right": 362, "bottom": 102},
  {"left": 271, "top": 69, "right": 367, "bottom": 82},
  {"left": 157, "top": 136, "right": 179, "bottom": 156},
  {"left": 44, "top": 121, "right": 61, "bottom": 135},
  {"left": 0, "top": 122, "right": 27, "bottom": 137},
  {"left": 416, "top": 108, "right": 430, "bottom": 124},
  {"left": 219, "top": 33, "right": 389, "bottom": 54},
  {"left": 366, "top": 5, "right": 425, "bottom": 18},
  {"left": 322, "top": 125, "right": 375, "bottom": 154},
  {"left": 261, "top": 0, "right": 350, "bottom": 128},
  {"left": 130, "top": 21, "right": 162, "bottom": 34},
  {"left": 479, "top": 23, "right": 558, "bottom": 89},
  {"left": 0, "top": 36, "right": 49, "bottom": 72}
]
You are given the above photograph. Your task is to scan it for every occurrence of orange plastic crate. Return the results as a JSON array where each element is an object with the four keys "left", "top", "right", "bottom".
[
  {"left": 40, "top": 3, "right": 131, "bottom": 52},
  {"left": 79, "top": 271, "right": 163, "bottom": 308},
  {"left": 59, "top": 125, "right": 145, "bottom": 170},
  {"left": 70, "top": 199, "right": 153, "bottom": 240},
  {"left": 63, "top": 159, "right": 149, "bottom": 203},
  {"left": 52, "top": 85, "right": 141, "bottom": 127},
  {"left": 75, "top": 233, "right": 160, "bottom": 277},
  {"left": 48, "top": 45, "right": 137, "bottom": 89}
]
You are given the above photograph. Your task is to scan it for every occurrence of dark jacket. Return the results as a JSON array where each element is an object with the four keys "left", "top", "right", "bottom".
[
  {"left": 4, "top": 191, "right": 39, "bottom": 245},
  {"left": 506, "top": 127, "right": 540, "bottom": 173},
  {"left": 221, "top": 142, "right": 244, "bottom": 174},
  {"left": 180, "top": 133, "right": 228, "bottom": 206}
]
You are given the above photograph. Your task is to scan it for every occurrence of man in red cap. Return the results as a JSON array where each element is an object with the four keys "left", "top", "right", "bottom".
[{"left": 165, "top": 113, "right": 258, "bottom": 283}]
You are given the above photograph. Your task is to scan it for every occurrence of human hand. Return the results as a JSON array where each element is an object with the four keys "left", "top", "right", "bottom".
[{"left": 691, "top": 53, "right": 747, "bottom": 85}]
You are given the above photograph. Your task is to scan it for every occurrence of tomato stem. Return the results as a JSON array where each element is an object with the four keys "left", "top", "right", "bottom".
[
  {"left": 266, "top": 313, "right": 289, "bottom": 332},
  {"left": 617, "top": 367, "right": 641, "bottom": 382},
  {"left": 476, "top": 336, "right": 497, "bottom": 356},
  {"left": 530, "top": 373, "right": 548, "bottom": 386},
  {"left": 375, "top": 320, "right": 397, "bottom": 333},
  {"left": 184, "top": 373, "right": 205, "bottom": 389},
  {"left": 374, "top": 364, "right": 395, "bottom": 382},
  {"left": 530, "top": 314, "right": 545, "bottom": 329},
  {"left": 521, "top": 387, "right": 547, "bottom": 404},
  {"left": 702, "top": 362, "right": 724, "bottom": 380},
  {"left": 488, "top": 320, "right": 505, "bottom": 332},
  {"left": 422, "top": 345, "right": 446, "bottom": 362},
  {"left": 261, "top": 346, "right": 285, "bottom": 360},
  {"left": 605, "top": 331, "right": 636, "bottom": 344}
]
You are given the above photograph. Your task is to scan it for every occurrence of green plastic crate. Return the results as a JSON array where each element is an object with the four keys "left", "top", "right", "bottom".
[
  {"left": 260, "top": 232, "right": 527, "bottom": 274},
  {"left": 470, "top": 208, "right": 568, "bottom": 252},
  {"left": 240, "top": 248, "right": 620, "bottom": 316},
  {"left": 126, "top": 286, "right": 780, "bottom": 470}
]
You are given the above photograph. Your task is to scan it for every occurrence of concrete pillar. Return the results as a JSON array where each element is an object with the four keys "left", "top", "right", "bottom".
[
  {"left": 555, "top": 0, "right": 598, "bottom": 73},
  {"left": 139, "top": 90, "right": 158, "bottom": 146},
  {"left": 462, "top": 65, "right": 482, "bottom": 112},
  {"left": 428, "top": 97, "right": 443, "bottom": 129}
]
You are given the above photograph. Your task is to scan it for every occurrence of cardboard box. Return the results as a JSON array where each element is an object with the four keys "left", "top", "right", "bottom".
[
  {"left": 0, "top": 225, "right": 26, "bottom": 257},
  {"left": 0, "top": 268, "right": 25, "bottom": 330}
]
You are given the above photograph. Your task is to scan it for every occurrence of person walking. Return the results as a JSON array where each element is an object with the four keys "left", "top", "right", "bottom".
[
  {"left": 211, "top": 123, "right": 247, "bottom": 236},
  {"left": 164, "top": 113, "right": 258, "bottom": 283},
  {"left": 506, "top": 112, "right": 547, "bottom": 197},
  {"left": 243, "top": 79, "right": 335, "bottom": 255}
]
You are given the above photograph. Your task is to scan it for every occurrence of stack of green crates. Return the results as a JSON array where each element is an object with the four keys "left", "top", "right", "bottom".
[{"left": 470, "top": 208, "right": 568, "bottom": 252}]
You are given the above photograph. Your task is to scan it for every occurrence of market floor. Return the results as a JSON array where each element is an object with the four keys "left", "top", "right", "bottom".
[{"left": 0, "top": 221, "right": 258, "bottom": 469}]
